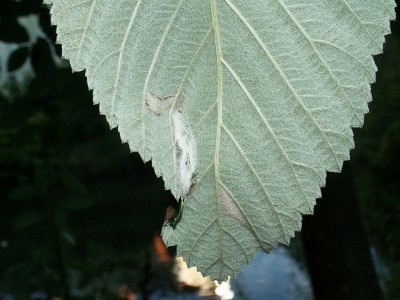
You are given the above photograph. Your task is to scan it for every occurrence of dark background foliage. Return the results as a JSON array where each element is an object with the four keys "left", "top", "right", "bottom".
[
  {"left": 0, "top": 0, "right": 399, "bottom": 299},
  {"left": 1, "top": 1, "right": 172, "bottom": 298}
]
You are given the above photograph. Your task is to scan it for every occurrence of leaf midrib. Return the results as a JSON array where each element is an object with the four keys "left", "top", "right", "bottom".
[{"left": 210, "top": 0, "right": 225, "bottom": 278}]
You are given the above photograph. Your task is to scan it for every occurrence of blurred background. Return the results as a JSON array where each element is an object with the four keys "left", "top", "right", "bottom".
[{"left": 0, "top": 1, "right": 398, "bottom": 299}]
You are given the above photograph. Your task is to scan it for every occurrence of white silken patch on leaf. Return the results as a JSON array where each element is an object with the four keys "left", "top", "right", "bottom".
[
  {"left": 45, "top": 0, "right": 396, "bottom": 281},
  {"left": 171, "top": 109, "right": 198, "bottom": 199}
]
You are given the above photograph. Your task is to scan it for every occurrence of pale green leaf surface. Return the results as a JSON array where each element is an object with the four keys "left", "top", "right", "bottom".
[{"left": 47, "top": 0, "right": 396, "bottom": 281}]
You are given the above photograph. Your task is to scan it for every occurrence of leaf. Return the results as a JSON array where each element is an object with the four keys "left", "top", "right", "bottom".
[
  {"left": 13, "top": 211, "right": 43, "bottom": 231},
  {"left": 46, "top": 0, "right": 396, "bottom": 281}
]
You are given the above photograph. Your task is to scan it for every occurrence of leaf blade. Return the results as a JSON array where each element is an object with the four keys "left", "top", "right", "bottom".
[{"left": 47, "top": 0, "right": 397, "bottom": 281}]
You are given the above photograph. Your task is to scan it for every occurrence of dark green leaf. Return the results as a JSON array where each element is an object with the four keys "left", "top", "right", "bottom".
[{"left": 12, "top": 211, "right": 43, "bottom": 231}]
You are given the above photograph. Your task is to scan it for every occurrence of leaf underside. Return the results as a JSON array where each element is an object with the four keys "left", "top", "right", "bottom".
[{"left": 46, "top": 0, "right": 396, "bottom": 281}]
